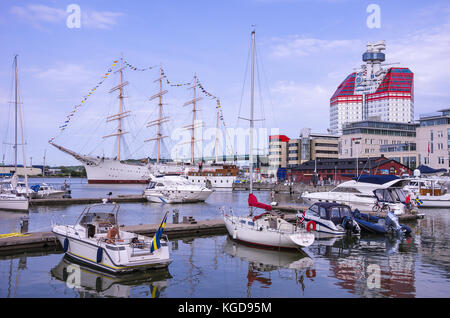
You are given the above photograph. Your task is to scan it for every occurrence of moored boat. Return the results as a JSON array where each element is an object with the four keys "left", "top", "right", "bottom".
[
  {"left": 144, "top": 174, "right": 212, "bottom": 203},
  {"left": 52, "top": 202, "right": 172, "bottom": 273},
  {"left": 300, "top": 202, "right": 360, "bottom": 238}
]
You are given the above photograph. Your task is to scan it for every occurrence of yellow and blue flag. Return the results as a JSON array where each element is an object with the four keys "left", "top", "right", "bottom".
[
  {"left": 415, "top": 198, "right": 423, "bottom": 206},
  {"left": 151, "top": 212, "right": 169, "bottom": 253}
]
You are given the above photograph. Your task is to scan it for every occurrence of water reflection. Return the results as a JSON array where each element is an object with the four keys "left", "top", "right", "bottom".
[
  {"left": 222, "top": 237, "right": 315, "bottom": 296},
  {"left": 50, "top": 255, "right": 172, "bottom": 298},
  {"left": 313, "top": 235, "right": 416, "bottom": 297}
]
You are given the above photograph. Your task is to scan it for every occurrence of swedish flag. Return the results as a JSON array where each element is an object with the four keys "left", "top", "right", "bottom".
[
  {"left": 415, "top": 198, "right": 423, "bottom": 206},
  {"left": 151, "top": 212, "right": 169, "bottom": 253}
]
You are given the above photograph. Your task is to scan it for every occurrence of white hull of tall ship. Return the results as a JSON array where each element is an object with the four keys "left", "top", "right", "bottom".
[
  {"left": 187, "top": 175, "right": 236, "bottom": 189},
  {"left": 223, "top": 214, "right": 315, "bottom": 249},
  {"left": 49, "top": 143, "right": 152, "bottom": 184},
  {"left": 84, "top": 158, "right": 151, "bottom": 184},
  {"left": 0, "top": 194, "right": 29, "bottom": 211}
]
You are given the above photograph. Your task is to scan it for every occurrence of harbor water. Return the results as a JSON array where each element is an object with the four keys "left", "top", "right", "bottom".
[{"left": 0, "top": 178, "right": 449, "bottom": 298}]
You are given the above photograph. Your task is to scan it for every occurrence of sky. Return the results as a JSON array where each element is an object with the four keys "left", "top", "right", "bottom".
[{"left": 0, "top": 0, "right": 450, "bottom": 166}]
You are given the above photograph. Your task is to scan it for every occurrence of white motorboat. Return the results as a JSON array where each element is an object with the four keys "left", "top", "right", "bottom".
[
  {"left": 31, "top": 183, "right": 68, "bottom": 199},
  {"left": 222, "top": 30, "right": 315, "bottom": 250},
  {"left": 144, "top": 175, "right": 212, "bottom": 203},
  {"left": 52, "top": 202, "right": 172, "bottom": 273},
  {"left": 403, "top": 178, "right": 450, "bottom": 208},
  {"left": 302, "top": 175, "right": 410, "bottom": 215},
  {"left": 300, "top": 202, "right": 360, "bottom": 238}
]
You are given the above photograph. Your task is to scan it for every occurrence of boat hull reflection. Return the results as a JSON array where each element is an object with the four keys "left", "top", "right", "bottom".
[{"left": 51, "top": 255, "right": 172, "bottom": 298}]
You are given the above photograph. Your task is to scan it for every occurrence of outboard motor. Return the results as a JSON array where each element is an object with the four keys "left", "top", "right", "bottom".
[
  {"left": 385, "top": 211, "right": 410, "bottom": 237},
  {"left": 342, "top": 216, "right": 361, "bottom": 235}
]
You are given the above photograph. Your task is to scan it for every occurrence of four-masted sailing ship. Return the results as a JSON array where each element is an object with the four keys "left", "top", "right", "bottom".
[{"left": 50, "top": 56, "right": 232, "bottom": 184}]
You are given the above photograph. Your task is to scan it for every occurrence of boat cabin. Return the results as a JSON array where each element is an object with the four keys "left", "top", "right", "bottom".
[
  {"left": 76, "top": 203, "right": 120, "bottom": 238},
  {"left": 307, "top": 202, "right": 353, "bottom": 225}
]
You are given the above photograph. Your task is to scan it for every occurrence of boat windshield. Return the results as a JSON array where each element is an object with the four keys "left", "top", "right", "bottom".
[
  {"left": 374, "top": 189, "right": 395, "bottom": 203},
  {"left": 390, "top": 188, "right": 407, "bottom": 202},
  {"left": 331, "top": 187, "right": 361, "bottom": 193},
  {"left": 76, "top": 203, "right": 120, "bottom": 227}
]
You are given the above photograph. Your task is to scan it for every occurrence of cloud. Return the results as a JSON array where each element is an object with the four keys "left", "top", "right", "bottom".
[
  {"left": 269, "top": 35, "right": 362, "bottom": 58},
  {"left": 10, "top": 4, "right": 123, "bottom": 30}
]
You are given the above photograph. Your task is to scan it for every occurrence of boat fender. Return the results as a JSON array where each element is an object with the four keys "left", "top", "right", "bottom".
[
  {"left": 96, "top": 247, "right": 103, "bottom": 263},
  {"left": 63, "top": 238, "right": 69, "bottom": 253},
  {"left": 306, "top": 220, "right": 316, "bottom": 232},
  {"left": 233, "top": 229, "right": 237, "bottom": 239}
]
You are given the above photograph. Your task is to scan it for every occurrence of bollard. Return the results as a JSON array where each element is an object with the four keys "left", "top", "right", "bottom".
[
  {"left": 172, "top": 209, "right": 179, "bottom": 224},
  {"left": 20, "top": 217, "right": 29, "bottom": 234}
]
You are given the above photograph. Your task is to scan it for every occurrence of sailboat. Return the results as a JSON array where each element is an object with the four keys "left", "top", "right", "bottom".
[
  {"left": 49, "top": 55, "right": 152, "bottom": 184},
  {"left": 0, "top": 55, "right": 29, "bottom": 211},
  {"left": 222, "top": 30, "right": 315, "bottom": 249}
]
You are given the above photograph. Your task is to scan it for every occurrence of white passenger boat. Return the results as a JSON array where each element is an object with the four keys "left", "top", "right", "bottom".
[
  {"left": 144, "top": 175, "right": 212, "bottom": 203},
  {"left": 222, "top": 30, "right": 315, "bottom": 250},
  {"left": 52, "top": 202, "right": 172, "bottom": 273},
  {"left": 302, "top": 175, "right": 409, "bottom": 215}
]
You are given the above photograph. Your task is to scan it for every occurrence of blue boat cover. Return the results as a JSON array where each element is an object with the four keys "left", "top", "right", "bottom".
[
  {"left": 417, "top": 165, "right": 447, "bottom": 174},
  {"left": 352, "top": 174, "right": 399, "bottom": 185}
]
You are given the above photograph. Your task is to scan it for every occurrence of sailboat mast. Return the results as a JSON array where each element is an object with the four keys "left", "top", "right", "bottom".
[
  {"left": 14, "top": 55, "right": 18, "bottom": 171},
  {"left": 249, "top": 30, "right": 255, "bottom": 195},
  {"left": 215, "top": 104, "right": 220, "bottom": 163}
]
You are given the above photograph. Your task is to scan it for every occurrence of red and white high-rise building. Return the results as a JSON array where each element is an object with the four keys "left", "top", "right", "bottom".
[{"left": 330, "top": 41, "right": 414, "bottom": 134}]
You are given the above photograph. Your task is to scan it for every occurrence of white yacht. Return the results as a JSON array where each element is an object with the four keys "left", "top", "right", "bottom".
[
  {"left": 301, "top": 175, "right": 410, "bottom": 215},
  {"left": 31, "top": 183, "right": 68, "bottom": 199},
  {"left": 403, "top": 177, "right": 450, "bottom": 208},
  {"left": 144, "top": 175, "right": 212, "bottom": 203},
  {"left": 52, "top": 202, "right": 172, "bottom": 273}
]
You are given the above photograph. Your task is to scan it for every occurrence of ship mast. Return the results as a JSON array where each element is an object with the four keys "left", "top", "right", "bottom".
[
  {"left": 183, "top": 74, "right": 202, "bottom": 164},
  {"left": 146, "top": 65, "right": 169, "bottom": 164},
  {"left": 104, "top": 54, "right": 130, "bottom": 160}
]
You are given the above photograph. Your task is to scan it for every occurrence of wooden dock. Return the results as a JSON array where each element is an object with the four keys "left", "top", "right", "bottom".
[
  {"left": 30, "top": 194, "right": 146, "bottom": 206},
  {"left": 0, "top": 206, "right": 423, "bottom": 256}
]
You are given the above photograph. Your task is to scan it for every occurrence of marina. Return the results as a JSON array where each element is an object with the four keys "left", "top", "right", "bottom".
[
  {"left": 1, "top": 0, "right": 449, "bottom": 303},
  {"left": 0, "top": 184, "right": 448, "bottom": 298}
]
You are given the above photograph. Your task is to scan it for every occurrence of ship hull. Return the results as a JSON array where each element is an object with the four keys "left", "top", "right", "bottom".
[{"left": 83, "top": 158, "right": 151, "bottom": 184}]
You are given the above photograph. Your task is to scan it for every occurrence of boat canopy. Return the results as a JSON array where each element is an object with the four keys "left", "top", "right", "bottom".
[
  {"left": 248, "top": 193, "right": 272, "bottom": 211},
  {"left": 417, "top": 165, "right": 447, "bottom": 174},
  {"left": 352, "top": 174, "right": 399, "bottom": 185}
]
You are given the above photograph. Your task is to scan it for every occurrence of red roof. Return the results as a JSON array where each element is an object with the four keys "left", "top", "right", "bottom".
[{"left": 269, "top": 135, "right": 290, "bottom": 142}]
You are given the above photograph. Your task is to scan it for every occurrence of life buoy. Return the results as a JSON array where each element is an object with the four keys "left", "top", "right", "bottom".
[{"left": 306, "top": 220, "right": 316, "bottom": 232}]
